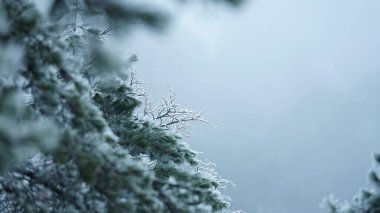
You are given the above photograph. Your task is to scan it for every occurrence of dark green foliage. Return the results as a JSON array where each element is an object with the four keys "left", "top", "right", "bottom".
[
  {"left": 323, "top": 154, "right": 380, "bottom": 213},
  {"left": 0, "top": 0, "right": 241, "bottom": 212}
]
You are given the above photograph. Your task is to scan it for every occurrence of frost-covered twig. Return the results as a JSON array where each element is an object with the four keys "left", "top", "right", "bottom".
[{"left": 130, "top": 71, "right": 209, "bottom": 137}]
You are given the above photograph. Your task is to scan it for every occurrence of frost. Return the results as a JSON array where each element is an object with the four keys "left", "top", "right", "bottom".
[
  {"left": 0, "top": 4, "right": 9, "bottom": 34},
  {"left": 320, "top": 195, "right": 353, "bottom": 213},
  {"left": 31, "top": 0, "right": 53, "bottom": 17},
  {"left": 0, "top": 0, "right": 239, "bottom": 212},
  {"left": 0, "top": 44, "right": 24, "bottom": 76},
  {"left": 130, "top": 72, "right": 210, "bottom": 137}
]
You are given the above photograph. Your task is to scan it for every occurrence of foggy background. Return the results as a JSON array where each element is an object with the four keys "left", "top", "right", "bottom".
[{"left": 125, "top": 0, "right": 380, "bottom": 212}]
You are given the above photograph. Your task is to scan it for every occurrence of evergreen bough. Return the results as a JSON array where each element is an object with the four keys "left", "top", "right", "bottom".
[
  {"left": 322, "top": 153, "right": 380, "bottom": 213},
  {"left": 0, "top": 0, "right": 243, "bottom": 212}
]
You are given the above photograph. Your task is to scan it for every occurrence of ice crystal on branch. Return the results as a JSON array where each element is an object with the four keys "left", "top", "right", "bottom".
[
  {"left": 131, "top": 75, "right": 209, "bottom": 137},
  {"left": 0, "top": 0, "right": 243, "bottom": 212},
  {"left": 322, "top": 154, "right": 380, "bottom": 213}
]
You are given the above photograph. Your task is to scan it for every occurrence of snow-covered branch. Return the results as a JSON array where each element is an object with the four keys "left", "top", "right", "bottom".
[{"left": 130, "top": 70, "right": 209, "bottom": 137}]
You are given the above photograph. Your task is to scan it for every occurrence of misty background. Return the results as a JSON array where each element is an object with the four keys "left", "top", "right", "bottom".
[{"left": 124, "top": 0, "right": 380, "bottom": 212}]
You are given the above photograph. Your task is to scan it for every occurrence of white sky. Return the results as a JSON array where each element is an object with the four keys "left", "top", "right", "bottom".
[{"left": 125, "top": 1, "right": 380, "bottom": 212}]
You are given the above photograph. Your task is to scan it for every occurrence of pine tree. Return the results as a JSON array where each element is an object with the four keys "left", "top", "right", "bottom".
[
  {"left": 0, "top": 0, "right": 243, "bottom": 212},
  {"left": 322, "top": 154, "right": 380, "bottom": 213}
]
